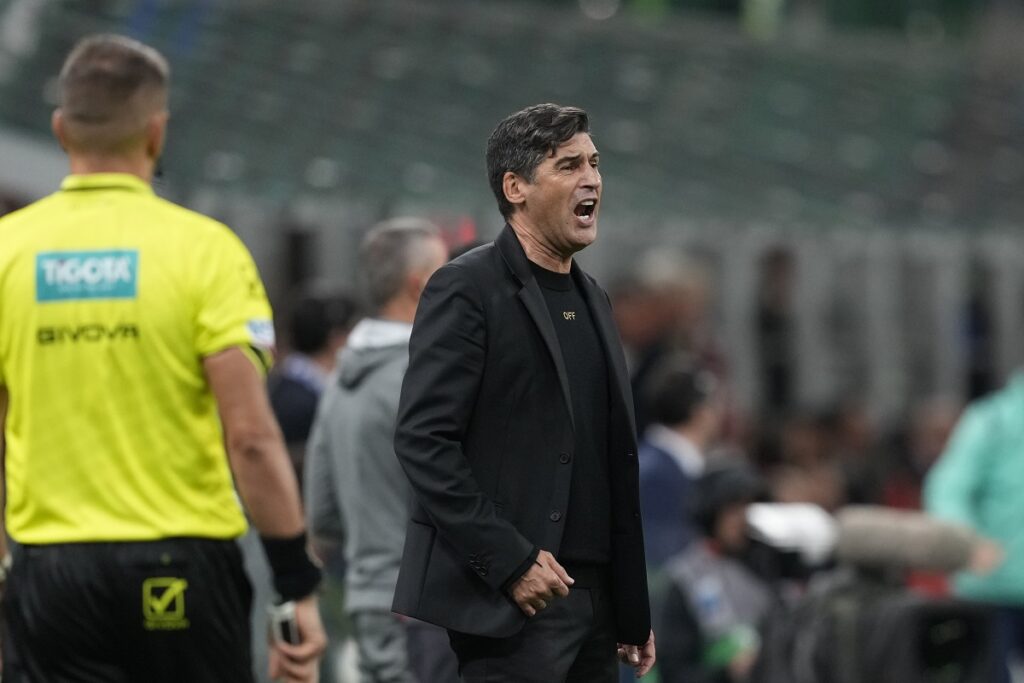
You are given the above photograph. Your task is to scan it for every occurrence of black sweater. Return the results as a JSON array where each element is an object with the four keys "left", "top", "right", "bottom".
[{"left": 531, "top": 262, "right": 611, "bottom": 566}]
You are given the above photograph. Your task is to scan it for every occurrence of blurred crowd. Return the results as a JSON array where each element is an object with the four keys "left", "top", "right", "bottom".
[{"left": 606, "top": 244, "right": 961, "bottom": 518}]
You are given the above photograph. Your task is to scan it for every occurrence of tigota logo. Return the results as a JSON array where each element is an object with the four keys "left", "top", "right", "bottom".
[
  {"left": 36, "top": 250, "right": 139, "bottom": 302},
  {"left": 37, "top": 323, "right": 140, "bottom": 345}
]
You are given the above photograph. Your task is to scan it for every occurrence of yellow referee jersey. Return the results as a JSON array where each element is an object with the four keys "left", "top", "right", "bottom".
[{"left": 0, "top": 173, "right": 275, "bottom": 544}]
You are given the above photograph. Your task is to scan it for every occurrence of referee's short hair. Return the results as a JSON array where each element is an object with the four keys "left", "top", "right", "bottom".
[
  {"left": 57, "top": 34, "right": 170, "bottom": 154},
  {"left": 358, "top": 218, "right": 441, "bottom": 313}
]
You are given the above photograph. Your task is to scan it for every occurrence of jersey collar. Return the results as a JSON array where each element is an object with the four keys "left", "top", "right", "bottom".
[{"left": 60, "top": 173, "right": 154, "bottom": 194}]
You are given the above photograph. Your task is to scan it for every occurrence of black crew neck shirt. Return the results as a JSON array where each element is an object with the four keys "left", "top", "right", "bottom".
[{"left": 529, "top": 262, "right": 611, "bottom": 564}]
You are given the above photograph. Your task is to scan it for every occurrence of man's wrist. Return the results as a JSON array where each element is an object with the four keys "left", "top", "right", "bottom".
[
  {"left": 502, "top": 546, "right": 540, "bottom": 593},
  {"left": 260, "top": 532, "right": 322, "bottom": 602}
]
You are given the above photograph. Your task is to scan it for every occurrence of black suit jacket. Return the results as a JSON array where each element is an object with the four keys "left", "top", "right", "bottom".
[{"left": 392, "top": 225, "right": 651, "bottom": 644}]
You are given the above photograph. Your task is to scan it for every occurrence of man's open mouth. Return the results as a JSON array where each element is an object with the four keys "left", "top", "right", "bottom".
[{"left": 574, "top": 200, "right": 597, "bottom": 218}]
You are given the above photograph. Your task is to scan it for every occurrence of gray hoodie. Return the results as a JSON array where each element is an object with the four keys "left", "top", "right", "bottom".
[{"left": 305, "top": 319, "right": 413, "bottom": 612}]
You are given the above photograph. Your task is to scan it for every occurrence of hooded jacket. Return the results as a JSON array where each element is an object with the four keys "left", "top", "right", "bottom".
[{"left": 305, "top": 319, "right": 413, "bottom": 612}]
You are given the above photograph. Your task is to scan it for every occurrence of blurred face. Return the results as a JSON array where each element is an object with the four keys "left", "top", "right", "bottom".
[
  {"left": 512, "top": 132, "right": 602, "bottom": 258},
  {"left": 694, "top": 399, "right": 724, "bottom": 443},
  {"left": 715, "top": 503, "right": 750, "bottom": 554}
]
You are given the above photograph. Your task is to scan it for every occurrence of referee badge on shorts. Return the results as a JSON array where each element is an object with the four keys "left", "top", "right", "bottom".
[{"left": 142, "top": 577, "right": 190, "bottom": 630}]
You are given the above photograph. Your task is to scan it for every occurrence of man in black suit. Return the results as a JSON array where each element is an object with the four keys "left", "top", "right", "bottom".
[{"left": 392, "top": 103, "right": 656, "bottom": 682}]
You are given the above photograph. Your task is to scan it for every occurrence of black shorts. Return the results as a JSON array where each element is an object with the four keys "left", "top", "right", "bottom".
[{"left": 2, "top": 538, "right": 254, "bottom": 683}]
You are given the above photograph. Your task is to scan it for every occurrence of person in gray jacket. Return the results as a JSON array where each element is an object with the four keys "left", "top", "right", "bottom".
[{"left": 305, "top": 218, "right": 452, "bottom": 683}]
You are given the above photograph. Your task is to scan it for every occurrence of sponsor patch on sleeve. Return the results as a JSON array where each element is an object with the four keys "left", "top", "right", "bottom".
[
  {"left": 246, "top": 319, "right": 276, "bottom": 350},
  {"left": 36, "top": 250, "right": 139, "bottom": 302}
]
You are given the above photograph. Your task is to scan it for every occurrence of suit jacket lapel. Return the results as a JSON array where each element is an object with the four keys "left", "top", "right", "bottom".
[
  {"left": 497, "top": 226, "right": 575, "bottom": 431},
  {"left": 575, "top": 265, "right": 638, "bottom": 443}
]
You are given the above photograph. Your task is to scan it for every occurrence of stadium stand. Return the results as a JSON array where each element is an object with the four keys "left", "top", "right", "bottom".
[
  {"left": 3, "top": 0, "right": 1024, "bottom": 422},
  {"left": 0, "top": 0, "right": 1020, "bottom": 231}
]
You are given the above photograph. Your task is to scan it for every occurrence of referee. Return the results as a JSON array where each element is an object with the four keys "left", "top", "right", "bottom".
[{"left": 0, "top": 35, "right": 324, "bottom": 682}]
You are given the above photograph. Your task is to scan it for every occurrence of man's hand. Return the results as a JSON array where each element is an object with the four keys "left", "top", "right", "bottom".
[
  {"left": 617, "top": 629, "right": 656, "bottom": 678},
  {"left": 968, "top": 538, "right": 1004, "bottom": 576},
  {"left": 727, "top": 647, "right": 758, "bottom": 681},
  {"left": 267, "top": 595, "right": 327, "bottom": 683},
  {"left": 509, "top": 550, "right": 574, "bottom": 617}
]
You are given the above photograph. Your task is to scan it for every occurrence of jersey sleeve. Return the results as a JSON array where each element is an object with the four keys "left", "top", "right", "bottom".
[
  {"left": 195, "top": 227, "right": 275, "bottom": 370},
  {"left": 0, "top": 328, "right": 5, "bottom": 385}
]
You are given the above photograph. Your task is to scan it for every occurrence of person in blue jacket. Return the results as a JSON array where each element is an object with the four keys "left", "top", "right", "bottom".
[{"left": 639, "top": 356, "right": 723, "bottom": 571}]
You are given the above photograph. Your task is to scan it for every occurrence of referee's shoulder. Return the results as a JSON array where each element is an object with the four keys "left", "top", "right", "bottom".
[
  {"left": 0, "top": 194, "right": 64, "bottom": 259},
  {"left": 0, "top": 192, "right": 57, "bottom": 232},
  {"left": 149, "top": 195, "right": 246, "bottom": 249}
]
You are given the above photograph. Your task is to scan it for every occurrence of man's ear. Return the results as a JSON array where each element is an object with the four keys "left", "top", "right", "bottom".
[
  {"left": 145, "top": 111, "right": 169, "bottom": 160},
  {"left": 407, "top": 268, "right": 432, "bottom": 301},
  {"left": 51, "top": 110, "right": 68, "bottom": 152},
  {"left": 502, "top": 171, "right": 529, "bottom": 211}
]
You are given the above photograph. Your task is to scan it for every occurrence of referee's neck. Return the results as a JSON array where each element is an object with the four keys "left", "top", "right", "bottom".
[{"left": 67, "top": 154, "right": 154, "bottom": 184}]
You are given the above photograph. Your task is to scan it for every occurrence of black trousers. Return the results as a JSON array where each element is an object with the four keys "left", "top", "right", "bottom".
[
  {"left": 2, "top": 538, "right": 253, "bottom": 683},
  {"left": 448, "top": 568, "right": 618, "bottom": 683}
]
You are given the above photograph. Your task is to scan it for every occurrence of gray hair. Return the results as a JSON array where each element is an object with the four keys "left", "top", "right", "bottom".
[{"left": 358, "top": 218, "right": 441, "bottom": 312}]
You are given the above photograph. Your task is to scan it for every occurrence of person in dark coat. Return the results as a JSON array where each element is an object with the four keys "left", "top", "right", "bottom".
[{"left": 392, "top": 103, "right": 655, "bottom": 682}]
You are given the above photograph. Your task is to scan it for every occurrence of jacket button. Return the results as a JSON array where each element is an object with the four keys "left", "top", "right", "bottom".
[
  {"left": 559, "top": 452, "right": 571, "bottom": 464},
  {"left": 477, "top": 566, "right": 488, "bottom": 577},
  {"left": 549, "top": 510, "right": 562, "bottom": 522},
  {"left": 633, "top": 511, "right": 641, "bottom": 519},
  {"left": 627, "top": 451, "right": 636, "bottom": 459}
]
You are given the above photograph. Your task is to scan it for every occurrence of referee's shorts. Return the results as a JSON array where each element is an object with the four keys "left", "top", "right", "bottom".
[{"left": 2, "top": 537, "right": 253, "bottom": 683}]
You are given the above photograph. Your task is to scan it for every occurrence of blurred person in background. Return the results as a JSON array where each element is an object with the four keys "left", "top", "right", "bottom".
[
  {"left": 656, "top": 460, "right": 774, "bottom": 683},
  {"left": 609, "top": 273, "right": 667, "bottom": 432},
  {"left": 821, "top": 401, "right": 884, "bottom": 505},
  {"left": 640, "top": 250, "right": 721, "bottom": 375},
  {"left": 882, "top": 395, "right": 961, "bottom": 510},
  {"left": 304, "top": 218, "right": 456, "bottom": 683},
  {"left": 269, "top": 287, "right": 361, "bottom": 486},
  {"left": 876, "top": 396, "right": 962, "bottom": 596},
  {"left": 391, "top": 103, "right": 654, "bottom": 682},
  {"left": 764, "top": 412, "right": 846, "bottom": 512},
  {"left": 924, "top": 374, "right": 1024, "bottom": 683},
  {"left": 0, "top": 34, "right": 324, "bottom": 682},
  {"left": 639, "top": 356, "right": 723, "bottom": 570},
  {"left": 755, "top": 247, "right": 796, "bottom": 419},
  {"left": 614, "top": 249, "right": 723, "bottom": 434},
  {"left": 964, "top": 263, "right": 997, "bottom": 400}
]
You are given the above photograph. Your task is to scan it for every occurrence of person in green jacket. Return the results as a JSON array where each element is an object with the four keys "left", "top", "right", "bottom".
[{"left": 924, "top": 374, "right": 1024, "bottom": 683}]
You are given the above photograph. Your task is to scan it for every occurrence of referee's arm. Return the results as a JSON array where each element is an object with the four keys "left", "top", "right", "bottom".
[
  {"left": 205, "top": 348, "right": 303, "bottom": 535},
  {"left": 204, "top": 347, "right": 326, "bottom": 683},
  {"left": 0, "top": 385, "right": 7, "bottom": 562}
]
